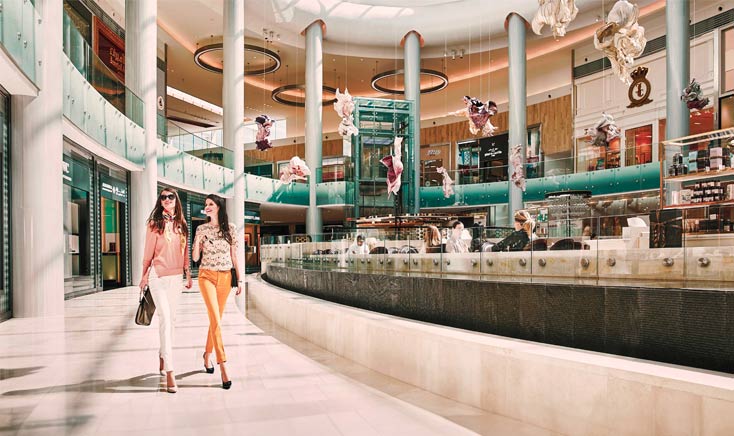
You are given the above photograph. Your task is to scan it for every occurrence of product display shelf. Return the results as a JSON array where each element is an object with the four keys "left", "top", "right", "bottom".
[{"left": 662, "top": 128, "right": 734, "bottom": 209}]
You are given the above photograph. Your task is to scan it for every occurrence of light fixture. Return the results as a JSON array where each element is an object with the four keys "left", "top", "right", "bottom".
[
  {"left": 370, "top": 69, "right": 449, "bottom": 94},
  {"left": 271, "top": 84, "right": 338, "bottom": 107},
  {"left": 194, "top": 43, "right": 281, "bottom": 75}
]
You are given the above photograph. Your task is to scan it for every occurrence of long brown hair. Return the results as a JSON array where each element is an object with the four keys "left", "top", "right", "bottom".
[
  {"left": 424, "top": 225, "right": 440, "bottom": 247},
  {"left": 147, "top": 188, "right": 188, "bottom": 238},
  {"left": 205, "top": 194, "right": 232, "bottom": 245}
]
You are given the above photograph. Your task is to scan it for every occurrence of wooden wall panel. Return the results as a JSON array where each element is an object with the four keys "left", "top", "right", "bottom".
[{"left": 420, "top": 95, "right": 572, "bottom": 158}]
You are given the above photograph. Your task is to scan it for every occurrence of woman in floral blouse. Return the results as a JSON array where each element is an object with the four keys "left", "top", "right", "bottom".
[{"left": 192, "top": 194, "right": 242, "bottom": 390}]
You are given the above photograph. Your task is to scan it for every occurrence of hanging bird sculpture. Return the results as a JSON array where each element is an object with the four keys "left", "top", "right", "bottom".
[
  {"left": 255, "top": 115, "right": 274, "bottom": 151},
  {"left": 681, "top": 78, "right": 709, "bottom": 111},
  {"left": 380, "top": 137, "right": 404, "bottom": 199},
  {"left": 334, "top": 88, "right": 359, "bottom": 139},
  {"left": 450, "top": 96, "right": 498, "bottom": 137}
]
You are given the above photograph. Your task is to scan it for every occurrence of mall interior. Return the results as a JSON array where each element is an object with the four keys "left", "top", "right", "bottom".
[{"left": 1, "top": 0, "right": 734, "bottom": 434}]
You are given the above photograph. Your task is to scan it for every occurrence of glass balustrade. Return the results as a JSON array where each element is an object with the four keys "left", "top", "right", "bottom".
[
  {"left": 62, "top": 11, "right": 144, "bottom": 128},
  {"left": 62, "top": 55, "right": 145, "bottom": 165},
  {"left": 0, "top": 0, "right": 40, "bottom": 82},
  {"left": 166, "top": 121, "right": 234, "bottom": 169},
  {"left": 157, "top": 140, "right": 234, "bottom": 197},
  {"left": 261, "top": 208, "right": 734, "bottom": 289}
]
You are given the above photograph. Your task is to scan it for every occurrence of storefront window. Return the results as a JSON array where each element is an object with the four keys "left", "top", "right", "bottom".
[
  {"left": 576, "top": 137, "right": 621, "bottom": 173},
  {"left": 0, "top": 91, "right": 9, "bottom": 321},
  {"left": 721, "top": 95, "right": 734, "bottom": 129},
  {"left": 63, "top": 143, "right": 95, "bottom": 297},
  {"left": 723, "top": 27, "right": 733, "bottom": 94},
  {"left": 98, "top": 163, "right": 129, "bottom": 290},
  {"left": 624, "top": 125, "right": 653, "bottom": 166},
  {"left": 420, "top": 143, "right": 449, "bottom": 187}
]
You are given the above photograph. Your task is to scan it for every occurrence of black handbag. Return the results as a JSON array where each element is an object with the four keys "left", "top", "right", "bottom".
[
  {"left": 230, "top": 268, "right": 238, "bottom": 288},
  {"left": 135, "top": 286, "right": 156, "bottom": 326}
]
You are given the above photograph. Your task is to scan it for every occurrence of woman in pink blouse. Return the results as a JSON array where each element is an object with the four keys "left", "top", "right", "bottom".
[
  {"left": 139, "top": 188, "right": 192, "bottom": 393},
  {"left": 192, "top": 194, "right": 242, "bottom": 390}
]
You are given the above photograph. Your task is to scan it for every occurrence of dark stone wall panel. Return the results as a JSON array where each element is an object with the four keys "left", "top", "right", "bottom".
[{"left": 263, "top": 265, "right": 733, "bottom": 374}]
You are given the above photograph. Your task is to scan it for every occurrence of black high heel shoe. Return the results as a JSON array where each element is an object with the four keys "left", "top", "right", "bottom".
[
  {"left": 220, "top": 362, "right": 232, "bottom": 390},
  {"left": 203, "top": 353, "right": 214, "bottom": 374}
]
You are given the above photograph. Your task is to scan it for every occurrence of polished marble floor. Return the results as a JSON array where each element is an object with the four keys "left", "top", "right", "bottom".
[{"left": 0, "top": 278, "right": 558, "bottom": 435}]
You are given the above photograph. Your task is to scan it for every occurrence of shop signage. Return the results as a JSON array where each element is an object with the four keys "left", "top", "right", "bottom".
[
  {"left": 427, "top": 149, "right": 441, "bottom": 156},
  {"left": 100, "top": 174, "right": 128, "bottom": 203},
  {"left": 62, "top": 155, "right": 91, "bottom": 191},
  {"left": 93, "top": 16, "right": 125, "bottom": 83},
  {"left": 627, "top": 66, "right": 653, "bottom": 108}
]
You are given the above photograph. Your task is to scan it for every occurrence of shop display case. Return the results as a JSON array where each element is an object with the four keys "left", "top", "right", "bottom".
[
  {"left": 662, "top": 128, "right": 734, "bottom": 208},
  {"left": 660, "top": 128, "right": 734, "bottom": 246}
]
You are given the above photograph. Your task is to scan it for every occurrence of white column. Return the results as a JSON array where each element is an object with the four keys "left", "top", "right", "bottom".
[
  {"left": 11, "top": 0, "right": 65, "bottom": 317},
  {"left": 403, "top": 31, "right": 422, "bottom": 215},
  {"left": 126, "top": 0, "right": 158, "bottom": 283},
  {"left": 304, "top": 20, "right": 325, "bottom": 236},
  {"left": 223, "top": 0, "right": 245, "bottom": 280},
  {"left": 506, "top": 13, "right": 528, "bottom": 222}
]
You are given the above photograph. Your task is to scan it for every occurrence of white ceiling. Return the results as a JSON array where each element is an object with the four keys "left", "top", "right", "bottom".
[{"left": 102, "top": 0, "right": 666, "bottom": 137}]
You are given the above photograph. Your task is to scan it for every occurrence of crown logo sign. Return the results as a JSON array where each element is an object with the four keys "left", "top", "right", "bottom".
[{"left": 630, "top": 66, "right": 648, "bottom": 80}]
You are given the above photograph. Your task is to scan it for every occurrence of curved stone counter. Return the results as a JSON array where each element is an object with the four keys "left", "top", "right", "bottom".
[{"left": 264, "top": 263, "right": 734, "bottom": 374}]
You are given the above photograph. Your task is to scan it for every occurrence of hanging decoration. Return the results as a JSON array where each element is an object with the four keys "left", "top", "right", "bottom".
[
  {"left": 593, "top": 0, "right": 647, "bottom": 85},
  {"left": 436, "top": 167, "right": 454, "bottom": 199},
  {"left": 584, "top": 112, "right": 620, "bottom": 148},
  {"left": 681, "top": 78, "right": 709, "bottom": 111},
  {"left": 450, "top": 96, "right": 498, "bottom": 137},
  {"left": 509, "top": 145, "right": 526, "bottom": 192},
  {"left": 380, "top": 137, "right": 404, "bottom": 199},
  {"left": 531, "top": 0, "right": 579, "bottom": 39},
  {"left": 255, "top": 115, "right": 274, "bottom": 151},
  {"left": 278, "top": 156, "right": 311, "bottom": 185},
  {"left": 333, "top": 88, "right": 359, "bottom": 139}
]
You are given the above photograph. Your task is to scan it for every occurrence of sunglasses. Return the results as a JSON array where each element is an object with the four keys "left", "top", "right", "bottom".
[{"left": 160, "top": 194, "right": 176, "bottom": 201}]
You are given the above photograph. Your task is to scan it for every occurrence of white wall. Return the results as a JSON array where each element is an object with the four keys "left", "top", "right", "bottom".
[{"left": 574, "top": 31, "right": 717, "bottom": 163}]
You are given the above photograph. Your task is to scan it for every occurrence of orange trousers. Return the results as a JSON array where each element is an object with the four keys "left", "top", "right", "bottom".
[{"left": 198, "top": 269, "right": 232, "bottom": 364}]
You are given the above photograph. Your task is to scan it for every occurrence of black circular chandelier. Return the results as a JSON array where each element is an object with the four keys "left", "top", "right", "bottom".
[
  {"left": 271, "top": 84, "right": 338, "bottom": 107},
  {"left": 193, "top": 43, "right": 281, "bottom": 75},
  {"left": 371, "top": 68, "right": 449, "bottom": 94}
]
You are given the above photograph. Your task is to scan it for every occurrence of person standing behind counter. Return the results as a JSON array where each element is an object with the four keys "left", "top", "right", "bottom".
[
  {"left": 347, "top": 234, "right": 369, "bottom": 254},
  {"left": 445, "top": 221, "right": 469, "bottom": 253}
]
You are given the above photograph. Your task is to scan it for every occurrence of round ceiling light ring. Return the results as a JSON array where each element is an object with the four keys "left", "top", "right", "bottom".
[
  {"left": 193, "top": 43, "right": 281, "bottom": 75},
  {"left": 371, "top": 68, "right": 449, "bottom": 94},
  {"left": 271, "top": 84, "right": 338, "bottom": 107}
]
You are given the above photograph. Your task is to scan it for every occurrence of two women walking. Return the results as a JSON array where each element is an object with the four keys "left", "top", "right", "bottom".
[{"left": 139, "top": 190, "right": 240, "bottom": 393}]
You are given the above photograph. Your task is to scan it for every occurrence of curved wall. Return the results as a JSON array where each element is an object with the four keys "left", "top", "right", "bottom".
[{"left": 265, "top": 264, "right": 734, "bottom": 374}]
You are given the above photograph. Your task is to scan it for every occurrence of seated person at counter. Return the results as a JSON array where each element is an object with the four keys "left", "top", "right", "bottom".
[
  {"left": 445, "top": 221, "right": 469, "bottom": 253},
  {"left": 347, "top": 235, "right": 369, "bottom": 255},
  {"left": 491, "top": 210, "right": 534, "bottom": 252},
  {"left": 423, "top": 225, "right": 442, "bottom": 253}
]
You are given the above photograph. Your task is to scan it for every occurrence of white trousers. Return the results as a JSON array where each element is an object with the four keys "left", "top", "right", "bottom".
[{"left": 148, "top": 272, "right": 184, "bottom": 372}]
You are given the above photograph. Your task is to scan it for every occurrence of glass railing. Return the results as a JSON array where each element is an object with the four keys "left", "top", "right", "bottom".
[
  {"left": 62, "top": 54, "right": 145, "bottom": 165},
  {"left": 261, "top": 208, "right": 734, "bottom": 289},
  {"left": 62, "top": 11, "right": 144, "bottom": 128},
  {"left": 0, "top": 0, "right": 40, "bottom": 81},
  {"left": 166, "top": 121, "right": 233, "bottom": 169},
  {"left": 157, "top": 113, "right": 168, "bottom": 141},
  {"left": 157, "top": 140, "right": 234, "bottom": 196}
]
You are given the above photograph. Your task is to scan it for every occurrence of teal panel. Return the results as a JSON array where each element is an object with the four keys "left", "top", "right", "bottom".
[
  {"left": 486, "top": 182, "right": 509, "bottom": 204},
  {"left": 543, "top": 175, "right": 565, "bottom": 194},
  {"left": 524, "top": 178, "right": 546, "bottom": 202},
  {"left": 588, "top": 168, "right": 616, "bottom": 195},
  {"left": 615, "top": 165, "right": 641, "bottom": 192},
  {"left": 566, "top": 172, "right": 591, "bottom": 191},
  {"left": 419, "top": 186, "right": 454, "bottom": 208},
  {"left": 639, "top": 163, "right": 661, "bottom": 191}
]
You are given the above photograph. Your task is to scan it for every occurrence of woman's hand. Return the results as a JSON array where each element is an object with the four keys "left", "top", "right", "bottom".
[
  {"left": 184, "top": 270, "right": 193, "bottom": 289},
  {"left": 139, "top": 276, "right": 148, "bottom": 291},
  {"left": 235, "top": 284, "right": 242, "bottom": 295}
]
